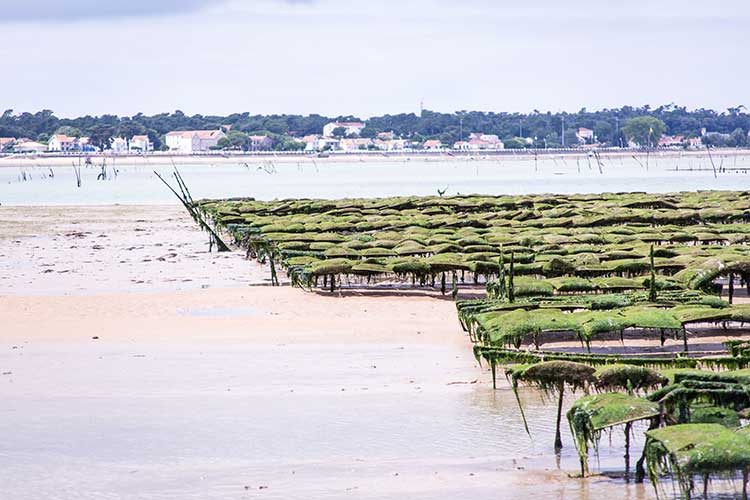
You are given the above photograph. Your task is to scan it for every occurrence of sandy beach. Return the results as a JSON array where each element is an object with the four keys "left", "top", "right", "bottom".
[{"left": 0, "top": 205, "right": 659, "bottom": 499}]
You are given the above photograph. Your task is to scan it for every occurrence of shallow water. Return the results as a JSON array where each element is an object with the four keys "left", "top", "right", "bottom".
[
  {"left": 2, "top": 154, "right": 750, "bottom": 205},
  {"left": 0, "top": 341, "right": 655, "bottom": 500}
]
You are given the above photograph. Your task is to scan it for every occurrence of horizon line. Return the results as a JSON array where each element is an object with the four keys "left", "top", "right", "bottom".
[{"left": 5, "top": 103, "right": 748, "bottom": 120}]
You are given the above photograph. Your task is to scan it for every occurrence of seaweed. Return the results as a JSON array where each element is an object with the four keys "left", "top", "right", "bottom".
[
  {"left": 568, "top": 392, "right": 660, "bottom": 476},
  {"left": 594, "top": 364, "right": 667, "bottom": 394},
  {"left": 645, "top": 424, "right": 750, "bottom": 498},
  {"left": 507, "top": 361, "right": 595, "bottom": 451}
]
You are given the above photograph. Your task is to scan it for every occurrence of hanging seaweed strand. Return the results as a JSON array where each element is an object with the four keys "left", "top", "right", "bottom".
[
  {"left": 508, "top": 252, "right": 515, "bottom": 303},
  {"left": 649, "top": 244, "right": 657, "bottom": 302},
  {"left": 498, "top": 247, "right": 507, "bottom": 300}
]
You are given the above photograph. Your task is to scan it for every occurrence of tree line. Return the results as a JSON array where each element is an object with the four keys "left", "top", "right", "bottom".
[{"left": 1, "top": 104, "right": 748, "bottom": 151}]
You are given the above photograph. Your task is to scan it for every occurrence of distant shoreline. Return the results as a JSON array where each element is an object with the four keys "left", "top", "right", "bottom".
[{"left": 1, "top": 147, "right": 749, "bottom": 169}]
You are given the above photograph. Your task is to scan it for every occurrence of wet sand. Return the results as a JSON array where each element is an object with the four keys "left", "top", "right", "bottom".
[
  {"left": 0, "top": 205, "right": 656, "bottom": 499},
  {"left": 0, "top": 205, "right": 269, "bottom": 295}
]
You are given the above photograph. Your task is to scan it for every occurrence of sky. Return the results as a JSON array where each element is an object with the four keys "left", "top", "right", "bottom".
[{"left": 1, "top": 0, "right": 748, "bottom": 118}]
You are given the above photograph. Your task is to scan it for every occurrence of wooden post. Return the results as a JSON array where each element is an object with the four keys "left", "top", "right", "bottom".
[
  {"left": 729, "top": 272, "right": 735, "bottom": 304},
  {"left": 624, "top": 422, "right": 632, "bottom": 481},
  {"left": 659, "top": 402, "right": 665, "bottom": 427},
  {"left": 491, "top": 359, "right": 497, "bottom": 390},
  {"left": 679, "top": 402, "right": 688, "bottom": 423},
  {"left": 636, "top": 418, "right": 659, "bottom": 483},
  {"left": 649, "top": 244, "right": 657, "bottom": 302},
  {"left": 554, "top": 383, "right": 564, "bottom": 451},
  {"left": 508, "top": 253, "right": 515, "bottom": 303},
  {"left": 683, "top": 328, "right": 689, "bottom": 353},
  {"left": 702, "top": 473, "right": 709, "bottom": 499},
  {"left": 269, "top": 258, "right": 278, "bottom": 286}
]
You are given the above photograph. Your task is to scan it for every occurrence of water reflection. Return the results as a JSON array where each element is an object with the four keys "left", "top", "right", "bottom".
[
  {"left": 0, "top": 341, "right": 662, "bottom": 499},
  {"left": 2, "top": 156, "right": 750, "bottom": 205}
]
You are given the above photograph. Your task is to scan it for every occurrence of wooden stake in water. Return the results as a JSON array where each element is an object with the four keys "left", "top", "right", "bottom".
[{"left": 154, "top": 169, "right": 230, "bottom": 252}]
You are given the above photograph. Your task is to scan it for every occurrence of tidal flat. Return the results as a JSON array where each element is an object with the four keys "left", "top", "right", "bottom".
[{"left": 0, "top": 205, "right": 658, "bottom": 500}]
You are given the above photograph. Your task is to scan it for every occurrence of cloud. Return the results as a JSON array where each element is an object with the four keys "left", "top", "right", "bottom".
[
  {"left": 1, "top": 0, "right": 748, "bottom": 117},
  {"left": 0, "top": 0, "right": 226, "bottom": 23}
]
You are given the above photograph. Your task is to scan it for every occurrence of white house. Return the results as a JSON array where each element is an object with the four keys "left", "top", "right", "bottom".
[
  {"left": 302, "top": 135, "right": 342, "bottom": 151},
  {"left": 463, "top": 133, "right": 504, "bottom": 150},
  {"left": 576, "top": 127, "right": 594, "bottom": 143},
  {"left": 302, "top": 134, "right": 320, "bottom": 151},
  {"left": 110, "top": 137, "right": 128, "bottom": 153},
  {"left": 166, "top": 131, "right": 199, "bottom": 153},
  {"left": 248, "top": 135, "right": 274, "bottom": 151},
  {"left": 479, "top": 134, "right": 501, "bottom": 144},
  {"left": 375, "top": 139, "right": 408, "bottom": 151},
  {"left": 165, "top": 129, "right": 225, "bottom": 153},
  {"left": 339, "top": 138, "right": 373, "bottom": 151},
  {"left": 322, "top": 121, "right": 366, "bottom": 137},
  {"left": 316, "top": 137, "right": 340, "bottom": 151},
  {"left": 130, "top": 135, "right": 152, "bottom": 152},
  {"left": 77, "top": 137, "right": 99, "bottom": 152},
  {"left": 658, "top": 135, "right": 685, "bottom": 147},
  {"left": 14, "top": 141, "right": 47, "bottom": 153},
  {"left": 47, "top": 134, "right": 78, "bottom": 152},
  {"left": 467, "top": 138, "right": 505, "bottom": 150}
]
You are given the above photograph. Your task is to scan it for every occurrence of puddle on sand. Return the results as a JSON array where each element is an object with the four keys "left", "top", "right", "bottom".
[{"left": 178, "top": 306, "right": 261, "bottom": 317}]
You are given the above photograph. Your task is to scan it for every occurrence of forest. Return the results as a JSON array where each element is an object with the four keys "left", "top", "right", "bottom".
[{"left": 0, "top": 104, "right": 748, "bottom": 150}]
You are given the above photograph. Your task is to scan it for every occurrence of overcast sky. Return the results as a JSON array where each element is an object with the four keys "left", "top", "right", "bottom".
[{"left": 1, "top": 0, "right": 748, "bottom": 118}]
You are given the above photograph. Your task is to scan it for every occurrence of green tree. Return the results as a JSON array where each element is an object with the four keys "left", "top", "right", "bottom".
[
  {"left": 54, "top": 125, "right": 82, "bottom": 137},
  {"left": 730, "top": 128, "right": 747, "bottom": 147},
  {"left": 359, "top": 126, "right": 377, "bottom": 138},
  {"left": 331, "top": 126, "right": 347, "bottom": 138},
  {"left": 563, "top": 129, "right": 579, "bottom": 147},
  {"left": 116, "top": 120, "right": 147, "bottom": 140},
  {"left": 88, "top": 125, "right": 115, "bottom": 150},
  {"left": 270, "top": 135, "right": 304, "bottom": 151},
  {"left": 543, "top": 131, "right": 561, "bottom": 148},
  {"left": 503, "top": 137, "right": 526, "bottom": 149},
  {"left": 223, "top": 130, "right": 250, "bottom": 150},
  {"left": 622, "top": 116, "right": 666, "bottom": 147},
  {"left": 593, "top": 120, "right": 613, "bottom": 144},
  {"left": 279, "top": 138, "right": 305, "bottom": 151}
]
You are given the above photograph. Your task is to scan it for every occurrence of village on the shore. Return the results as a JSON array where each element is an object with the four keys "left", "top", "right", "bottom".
[{"left": 0, "top": 119, "right": 720, "bottom": 156}]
